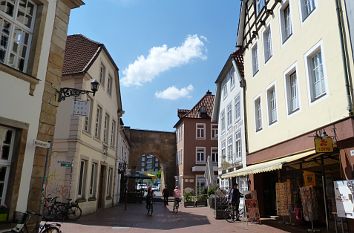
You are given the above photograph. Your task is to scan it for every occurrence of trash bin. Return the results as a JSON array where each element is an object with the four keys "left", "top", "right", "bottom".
[{"left": 0, "top": 206, "right": 9, "bottom": 223}]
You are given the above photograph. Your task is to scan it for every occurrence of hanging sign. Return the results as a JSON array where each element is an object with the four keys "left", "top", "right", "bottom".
[
  {"left": 73, "top": 100, "right": 90, "bottom": 116},
  {"left": 314, "top": 136, "right": 333, "bottom": 153}
]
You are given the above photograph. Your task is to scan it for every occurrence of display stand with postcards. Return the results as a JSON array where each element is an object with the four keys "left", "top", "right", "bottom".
[{"left": 244, "top": 190, "right": 261, "bottom": 224}]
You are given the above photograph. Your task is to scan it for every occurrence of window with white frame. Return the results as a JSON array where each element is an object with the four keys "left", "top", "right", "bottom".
[
  {"left": 263, "top": 26, "right": 272, "bottom": 62},
  {"left": 252, "top": 44, "right": 259, "bottom": 75},
  {"left": 103, "top": 113, "right": 110, "bottom": 144},
  {"left": 307, "top": 48, "right": 326, "bottom": 101},
  {"left": 235, "top": 130, "right": 242, "bottom": 161},
  {"left": 107, "top": 74, "right": 113, "bottom": 96},
  {"left": 286, "top": 70, "right": 300, "bottom": 114},
  {"left": 110, "top": 119, "right": 116, "bottom": 148},
  {"left": 229, "top": 66, "right": 235, "bottom": 89},
  {"left": 83, "top": 97, "right": 93, "bottom": 133},
  {"left": 89, "top": 162, "right": 97, "bottom": 197},
  {"left": 222, "top": 82, "right": 228, "bottom": 99},
  {"left": 255, "top": 97, "right": 262, "bottom": 131},
  {"left": 0, "top": 126, "right": 15, "bottom": 205},
  {"left": 94, "top": 105, "right": 102, "bottom": 139},
  {"left": 196, "top": 123, "right": 206, "bottom": 139},
  {"left": 300, "top": 0, "right": 316, "bottom": 21},
  {"left": 227, "top": 136, "right": 233, "bottom": 162},
  {"left": 107, "top": 167, "right": 113, "bottom": 197},
  {"left": 196, "top": 147, "right": 206, "bottom": 163},
  {"left": 211, "top": 147, "right": 218, "bottom": 163},
  {"left": 0, "top": 0, "right": 37, "bottom": 72},
  {"left": 234, "top": 94, "right": 241, "bottom": 121},
  {"left": 100, "top": 63, "right": 106, "bottom": 88},
  {"left": 227, "top": 103, "right": 232, "bottom": 128},
  {"left": 221, "top": 110, "right": 226, "bottom": 133},
  {"left": 280, "top": 2, "right": 292, "bottom": 43},
  {"left": 211, "top": 124, "right": 218, "bottom": 140},
  {"left": 196, "top": 176, "right": 206, "bottom": 195},
  {"left": 78, "top": 159, "right": 87, "bottom": 198},
  {"left": 221, "top": 140, "right": 226, "bottom": 161},
  {"left": 267, "top": 86, "right": 277, "bottom": 125},
  {"left": 256, "top": 0, "right": 265, "bottom": 15}
]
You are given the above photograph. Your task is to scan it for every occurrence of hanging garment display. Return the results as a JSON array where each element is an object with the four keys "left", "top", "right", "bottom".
[
  {"left": 299, "top": 186, "right": 318, "bottom": 222},
  {"left": 276, "top": 180, "right": 292, "bottom": 216}
]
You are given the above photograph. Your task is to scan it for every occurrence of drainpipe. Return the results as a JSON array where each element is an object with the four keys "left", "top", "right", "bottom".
[{"left": 336, "top": 0, "right": 354, "bottom": 116}]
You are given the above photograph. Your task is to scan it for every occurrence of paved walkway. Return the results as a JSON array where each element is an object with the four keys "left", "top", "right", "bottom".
[{"left": 60, "top": 202, "right": 324, "bottom": 233}]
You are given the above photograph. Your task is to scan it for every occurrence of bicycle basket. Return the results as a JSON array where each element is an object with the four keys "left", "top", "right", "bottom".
[{"left": 13, "top": 211, "right": 28, "bottom": 224}]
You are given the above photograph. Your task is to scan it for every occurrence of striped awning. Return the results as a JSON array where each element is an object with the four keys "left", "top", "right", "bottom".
[{"left": 221, "top": 149, "right": 316, "bottom": 178}]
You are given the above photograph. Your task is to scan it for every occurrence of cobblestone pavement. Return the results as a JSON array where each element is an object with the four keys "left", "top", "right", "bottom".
[{"left": 60, "top": 202, "right": 318, "bottom": 233}]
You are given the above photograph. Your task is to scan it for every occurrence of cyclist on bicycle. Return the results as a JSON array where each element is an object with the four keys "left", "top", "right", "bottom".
[
  {"left": 173, "top": 186, "right": 181, "bottom": 208},
  {"left": 145, "top": 186, "right": 154, "bottom": 210}
]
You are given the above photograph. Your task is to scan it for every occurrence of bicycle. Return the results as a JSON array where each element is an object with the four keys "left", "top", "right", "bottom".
[
  {"left": 56, "top": 199, "right": 82, "bottom": 221},
  {"left": 146, "top": 199, "right": 153, "bottom": 216},
  {"left": 2, "top": 211, "right": 61, "bottom": 233},
  {"left": 224, "top": 203, "right": 243, "bottom": 223},
  {"left": 172, "top": 198, "right": 180, "bottom": 213}
]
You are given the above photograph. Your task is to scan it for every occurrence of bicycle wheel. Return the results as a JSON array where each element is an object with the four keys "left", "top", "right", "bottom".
[
  {"left": 41, "top": 226, "right": 61, "bottom": 233},
  {"left": 224, "top": 206, "right": 235, "bottom": 223},
  {"left": 67, "top": 206, "right": 82, "bottom": 220}
]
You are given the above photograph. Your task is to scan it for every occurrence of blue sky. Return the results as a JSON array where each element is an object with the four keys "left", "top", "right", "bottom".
[{"left": 68, "top": 0, "right": 240, "bottom": 132}]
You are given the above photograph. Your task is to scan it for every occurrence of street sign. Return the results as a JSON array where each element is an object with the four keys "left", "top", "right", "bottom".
[
  {"left": 34, "top": 140, "right": 51, "bottom": 148},
  {"left": 57, "top": 160, "right": 72, "bottom": 168}
]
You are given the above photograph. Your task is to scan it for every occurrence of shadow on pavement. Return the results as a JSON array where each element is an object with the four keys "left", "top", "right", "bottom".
[{"left": 73, "top": 202, "right": 210, "bottom": 230}]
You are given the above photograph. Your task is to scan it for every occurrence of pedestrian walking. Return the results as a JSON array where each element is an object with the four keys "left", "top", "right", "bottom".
[{"left": 162, "top": 187, "right": 169, "bottom": 205}]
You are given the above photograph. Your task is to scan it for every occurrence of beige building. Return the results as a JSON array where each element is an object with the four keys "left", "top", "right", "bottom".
[
  {"left": 47, "top": 34, "right": 123, "bottom": 215},
  {"left": 0, "top": 0, "right": 83, "bottom": 226},
  {"left": 230, "top": 0, "right": 354, "bottom": 230}
]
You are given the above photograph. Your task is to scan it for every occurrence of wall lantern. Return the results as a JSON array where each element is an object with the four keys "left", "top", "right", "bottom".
[{"left": 57, "top": 79, "right": 100, "bottom": 102}]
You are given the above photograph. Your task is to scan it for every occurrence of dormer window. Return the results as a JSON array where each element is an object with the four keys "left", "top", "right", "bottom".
[{"left": 199, "top": 107, "right": 207, "bottom": 118}]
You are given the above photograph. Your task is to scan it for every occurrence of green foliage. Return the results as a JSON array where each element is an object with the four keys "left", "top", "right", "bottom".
[{"left": 156, "top": 170, "right": 161, "bottom": 179}]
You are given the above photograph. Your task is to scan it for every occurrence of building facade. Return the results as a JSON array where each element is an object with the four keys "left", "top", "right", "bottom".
[
  {"left": 0, "top": 0, "right": 83, "bottom": 223},
  {"left": 174, "top": 91, "right": 218, "bottom": 195},
  {"left": 233, "top": 0, "right": 354, "bottom": 229},
  {"left": 212, "top": 51, "right": 248, "bottom": 193},
  {"left": 47, "top": 34, "right": 123, "bottom": 215}
]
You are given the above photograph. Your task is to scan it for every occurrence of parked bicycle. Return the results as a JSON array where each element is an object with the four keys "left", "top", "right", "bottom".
[
  {"left": 43, "top": 196, "right": 82, "bottom": 221},
  {"left": 1, "top": 211, "right": 61, "bottom": 233},
  {"left": 224, "top": 203, "right": 244, "bottom": 223},
  {"left": 172, "top": 198, "right": 180, "bottom": 213}
]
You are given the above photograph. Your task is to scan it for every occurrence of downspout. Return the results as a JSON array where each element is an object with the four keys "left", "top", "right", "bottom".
[{"left": 336, "top": 0, "right": 354, "bottom": 116}]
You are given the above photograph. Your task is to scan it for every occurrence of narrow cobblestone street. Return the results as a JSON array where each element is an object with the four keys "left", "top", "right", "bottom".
[{"left": 61, "top": 202, "right": 316, "bottom": 233}]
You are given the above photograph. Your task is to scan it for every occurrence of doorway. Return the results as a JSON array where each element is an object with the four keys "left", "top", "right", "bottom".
[{"left": 98, "top": 165, "right": 106, "bottom": 209}]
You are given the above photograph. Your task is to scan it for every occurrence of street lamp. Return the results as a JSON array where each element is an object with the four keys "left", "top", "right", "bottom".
[{"left": 57, "top": 79, "right": 100, "bottom": 102}]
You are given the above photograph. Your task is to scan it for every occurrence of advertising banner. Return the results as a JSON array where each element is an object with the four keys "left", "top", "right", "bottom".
[{"left": 334, "top": 180, "right": 354, "bottom": 219}]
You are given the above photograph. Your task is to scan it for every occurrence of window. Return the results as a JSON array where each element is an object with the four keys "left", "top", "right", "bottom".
[
  {"left": 300, "top": 0, "right": 316, "bottom": 21},
  {"left": 222, "top": 82, "right": 228, "bottom": 99},
  {"left": 227, "top": 103, "right": 232, "bottom": 127},
  {"left": 211, "top": 147, "right": 218, "bottom": 163},
  {"left": 281, "top": 2, "right": 292, "bottom": 43},
  {"left": 234, "top": 94, "right": 241, "bottom": 121},
  {"left": 107, "top": 167, "right": 113, "bottom": 197},
  {"left": 0, "top": 126, "right": 15, "bottom": 205},
  {"left": 286, "top": 70, "right": 299, "bottom": 114},
  {"left": 196, "top": 176, "right": 206, "bottom": 195},
  {"left": 307, "top": 48, "right": 326, "bottom": 101},
  {"left": 196, "top": 147, "right": 206, "bottom": 163},
  {"left": 196, "top": 123, "right": 206, "bottom": 139},
  {"left": 99, "top": 63, "right": 106, "bottom": 88},
  {"left": 83, "top": 98, "right": 93, "bottom": 133},
  {"left": 235, "top": 131, "right": 242, "bottom": 161},
  {"left": 255, "top": 97, "right": 262, "bottom": 131},
  {"left": 94, "top": 105, "right": 102, "bottom": 139},
  {"left": 229, "top": 67, "right": 235, "bottom": 89},
  {"left": 107, "top": 74, "right": 113, "bottom": 95},
  {"left": 89, "top": 162, "right": 97, "bottom": 197},
  {"left": 103, "top": 113, "right": 109, "bottom": 144},
  {"left": 256, "top": 0, "right": 265, "bottom": 15},
  {"left": 110, "top": 120, "right": 116, "bottom": 148},
  {"left": 252, "top": 44, "right": 259, "bottom": 75},
  {"left": 78, "top": 160, "right": 87, "bottom": 198},
  {"left": 220, "top": 110, "right": 225, "bottom": 133},
  {"left": 0, "top": 0, "right": 37, "bottom": 72},
  {"left": 263, "top": 26, "right": 272, "bottom": 62},
  {"left": 221, "top": 140, "right": 226, "bottom": 161},
  {"left": 211, "top": 124, "right": 218, "bottom": 140},
  {"left": 267, "top": 86, "right": 277, "bottom": 124},
  {"left": 227, "top": 136, "right": 233, "bottom": 162}
]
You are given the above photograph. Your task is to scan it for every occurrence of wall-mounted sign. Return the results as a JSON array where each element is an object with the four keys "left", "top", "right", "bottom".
[
  {"left": 73, "top": 100, "right": 89, "bottom": 116},
  {"left": 303, "top": 171, "right": 316, "bottom": 187},
  {"left": 34, "top": 140, "right": 51, "bottom": 148},
  {"left": 334, "top": 180, "right": 354, "bottom": 219},
  {"left": 314, "top": 137, "right": 333, "bottom": 153},
  {"left": 57, "top": 160, "right": 72, "bottom": 168}
]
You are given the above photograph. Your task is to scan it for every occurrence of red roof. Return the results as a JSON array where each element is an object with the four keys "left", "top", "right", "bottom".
[
  {"left": 231, "top": 49, "right": 244, "bottom": 77},
  {"left": 62, "top": 34, "right": 103, "bottom": 75},
  {"left": 177, "top": 90, "right": 215, "bottom": 120}
]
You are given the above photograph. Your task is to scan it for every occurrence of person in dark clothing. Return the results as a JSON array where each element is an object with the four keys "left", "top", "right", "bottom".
[
  {"left": 146, "top": 186, "right": 154, "bottom": 209},
  {"left": 162, "top": 187, "right": 169, "bottom": 205},
  {"left": 230, "top": 183, "right": 243, "bottom": 221}
]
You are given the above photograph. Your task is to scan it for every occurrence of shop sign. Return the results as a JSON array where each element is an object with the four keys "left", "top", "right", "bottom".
[
  {"left": 303, "top": 171, "right": 316, "bottom": 187},
  {"left": 73, "top": 100, "right": 89, "bottom": 116},
  {"left": 334, "top": 180, "right": 354, "bottom": 219},
  {"left": 314, "top": 137, "right": 333, "bottom": 153}
]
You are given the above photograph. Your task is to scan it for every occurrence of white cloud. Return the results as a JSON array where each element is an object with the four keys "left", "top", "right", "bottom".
[
  {"left": 121, "top": 35, "right": 207, "bottom": 87},
  {"left": 155, "top": 85, "right": 194, "bottom": 100}
]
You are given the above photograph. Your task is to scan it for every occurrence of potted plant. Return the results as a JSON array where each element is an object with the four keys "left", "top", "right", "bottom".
[{"left": 183, "top": 188, "right": 195, "bottom": 207}]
